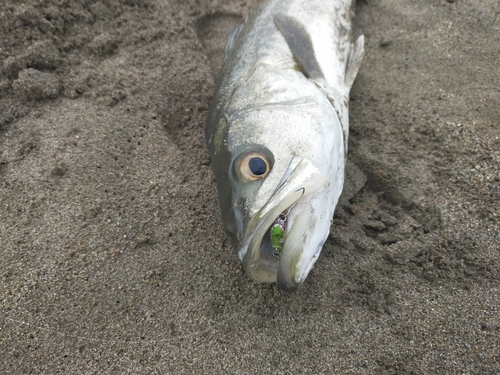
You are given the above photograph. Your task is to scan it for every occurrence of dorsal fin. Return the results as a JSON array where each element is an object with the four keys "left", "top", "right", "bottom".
[{"left": 273, "top": 13, "right": 324, "bottom": 80}]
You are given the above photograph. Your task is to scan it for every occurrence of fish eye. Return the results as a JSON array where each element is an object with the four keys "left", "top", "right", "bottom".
[
  {"left": 238, "top": 152, "right": 271, "bottom": 181},
  {"left": 249, "top": 157, "right": 267, "bottom": 176}
]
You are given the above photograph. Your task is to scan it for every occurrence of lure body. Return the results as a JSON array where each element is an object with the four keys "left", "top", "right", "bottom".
[{"left": 270, "top": 216, "right": 286, "bottom": 255}]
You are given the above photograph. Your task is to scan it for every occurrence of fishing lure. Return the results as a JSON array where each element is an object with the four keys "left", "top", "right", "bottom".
[
  {"left": 270, "top": 192, "right": 308, "bottom": 258},
  {"left": 270, "top": 209, "right": 291, "bottom": 258}
]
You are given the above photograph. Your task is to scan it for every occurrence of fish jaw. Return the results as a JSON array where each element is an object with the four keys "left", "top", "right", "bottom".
[
  {"left": 239, "top": 156, "right": 337, "bottom": 291},
  {"left": 276, "top": 189, "right": 332, "bottom": 292}
]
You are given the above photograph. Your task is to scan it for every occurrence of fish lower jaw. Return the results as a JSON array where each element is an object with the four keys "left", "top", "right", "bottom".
[
  {"left": 241, "top": 165, "right": 331, "bottom": 290},
  {"left": 241, "top": 204, "right": 301, "bottom": 285}
]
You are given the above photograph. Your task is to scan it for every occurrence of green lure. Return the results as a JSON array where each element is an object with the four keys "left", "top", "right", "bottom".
[{"left": 270, "top": 216, "right": 286, "bottom": 257}]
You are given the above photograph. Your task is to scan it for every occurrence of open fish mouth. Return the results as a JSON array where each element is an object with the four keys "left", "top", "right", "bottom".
[
  {"left": 252, "top": 203, "right": 300, "bottom": 274},
  {"left": 239, "top": 156, "right": 329, "bottom": 292}
]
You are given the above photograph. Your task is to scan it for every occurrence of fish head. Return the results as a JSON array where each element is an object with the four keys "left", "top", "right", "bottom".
[{"left": 207, "top": 85, "right": 345, "bottom": 292}]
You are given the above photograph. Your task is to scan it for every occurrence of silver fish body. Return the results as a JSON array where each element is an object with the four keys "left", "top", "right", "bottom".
[{"left": 206, "top": 0, "right": 364, "bottom": 292}]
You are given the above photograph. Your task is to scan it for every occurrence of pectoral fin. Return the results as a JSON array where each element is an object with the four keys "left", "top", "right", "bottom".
[
  {"left": 273, "top": 13, "right": 324, "bottom": 80},
  {"left": 224, "top": 11, "right": 257, "bottom": 61},
  {"left": 345, "top": 35, "right": 364, "bottom": 88}
]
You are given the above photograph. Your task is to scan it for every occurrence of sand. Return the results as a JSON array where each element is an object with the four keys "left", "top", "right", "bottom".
[{"left": 1, "top": 0, "right": 499, "bottom": 373}]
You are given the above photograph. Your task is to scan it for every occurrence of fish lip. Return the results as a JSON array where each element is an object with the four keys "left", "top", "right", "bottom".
[
  {"left": 240, "top": 156, "right": 328, "bottom": 290},
  {"left": 277, "top": 235, "right": 324, "bottom": 293}
]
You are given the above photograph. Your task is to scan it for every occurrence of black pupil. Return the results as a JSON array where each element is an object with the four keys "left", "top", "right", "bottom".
[{"left": 249, "top": 157, "right": 267, "bottom": 176}]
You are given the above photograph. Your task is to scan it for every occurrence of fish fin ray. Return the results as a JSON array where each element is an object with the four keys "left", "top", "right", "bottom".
[
  {"left": 224, "top": 11, "right": 257, "bottom": 60},
  {"left": 273, "top": 13, "right": 324, "bottom": 80},
  {"left": 224, "top": 23, "right": 244, "bottom": 60},
  {"left": 345, "top": 35, "right": 364, "bottom": 88}
]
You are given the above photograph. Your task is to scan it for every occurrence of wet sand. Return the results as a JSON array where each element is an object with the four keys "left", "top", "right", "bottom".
[{"left": 1, "top": 0, "right": 499, "bottom": 373}]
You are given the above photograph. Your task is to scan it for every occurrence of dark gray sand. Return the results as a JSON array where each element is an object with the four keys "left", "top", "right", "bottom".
[{"left": 1, "top": 0, "right": 499, "bottom": 373}]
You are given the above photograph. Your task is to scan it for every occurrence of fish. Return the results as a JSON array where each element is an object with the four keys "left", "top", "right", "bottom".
[{"left": 205, "top": 0, "right": 364, "bottom": 292}]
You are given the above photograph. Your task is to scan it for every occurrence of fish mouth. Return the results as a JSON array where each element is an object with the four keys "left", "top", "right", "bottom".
[{"left": 239, "top": 156, "right": 329, "bottom": 292}]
